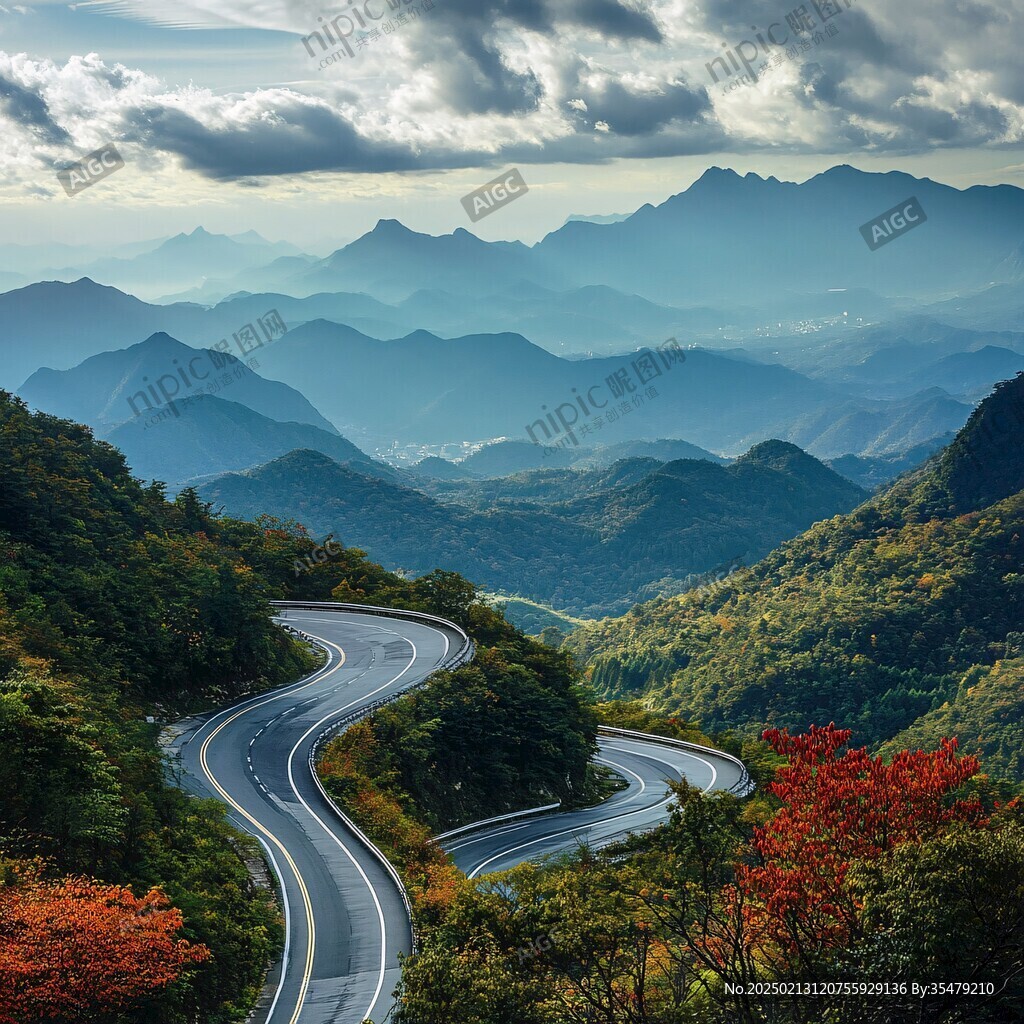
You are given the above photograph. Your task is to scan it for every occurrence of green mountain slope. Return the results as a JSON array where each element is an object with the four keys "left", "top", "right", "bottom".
[
  {"left": 0, "top": 388, "right": 597, "bottom": 1020},
  {"left": 880, "top": 658, "right": 1024, "bottom": 782},
  {"left": 567, "top": 374, "right": 1024, "bottom": 759},
  {"left": 198, "top": 442, "right": 866, "bottom": 617}
]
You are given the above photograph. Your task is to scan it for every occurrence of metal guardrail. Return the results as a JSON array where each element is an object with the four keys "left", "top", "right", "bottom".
[
  {"left": 431, "top": 728, "right": 755, "bottom": 848},
  {"left": 271, "top": 600, "right": 474, "bottom": 664},
  {"left": 272, "top": 601, "right": 476, "bottom": 955},
  {"left": 598, "top": 726, "right": 755, "bottom": 797},
  {"left": 431, "top": 802, "right": 563, "bottom": 844},
  {"left": 271, "top": 602, "right": 752, "bottom": 963}
]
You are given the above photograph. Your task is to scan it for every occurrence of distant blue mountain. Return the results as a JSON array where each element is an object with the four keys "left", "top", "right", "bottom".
[
  {"left": 227, "top": 166, "right": 1024, "bottom": 312},
  {"left": 294, "top": 219, "right": 568, "bottom": 302},
  {"left": 533, "top": 166, "right": 1024, "bottom": 306},
  {"left": 43, "top": 227, "right": 308, "bottom": 301},
  {"left": 18, "top": 332, "right": 337, "bottom": 437},
  {"left": 106, "top": 393, "right": 388, "bottom": 490},
  {"left": 254, "top": 319, "right": 972, "bottom": 458}
]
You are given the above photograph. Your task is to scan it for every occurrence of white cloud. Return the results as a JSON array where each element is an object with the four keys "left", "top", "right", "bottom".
[{"left": 0, "top": 0, "right": 1020, "bottom": 196}]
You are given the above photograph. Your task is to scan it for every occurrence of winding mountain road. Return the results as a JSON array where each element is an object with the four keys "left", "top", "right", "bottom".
[
  {"left": 168, "top": 603, "right": 748, "bottom": 1024},
  {"left": 441, "top": 731, "right": 748, "bottom": 877}
]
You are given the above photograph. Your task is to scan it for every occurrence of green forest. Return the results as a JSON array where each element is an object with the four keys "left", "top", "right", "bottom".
[
  {"left": 0, "top": 391, "right": 596, "bottom": 1022},
  {"left": 568, "top": 375, "right": 1024, "bottom": 775},
  {"left": 199, "top": 439, "right": 866, "bottom": 617},
  {"left": 4, "top": 368, "right": 1024, "bottom": 1024},
  {"left": 312, "top": 375, "right": 1024, "bottom": 1024},
  {"left": 386, "top": 725, "right": 1024, "bottom": 1024}
]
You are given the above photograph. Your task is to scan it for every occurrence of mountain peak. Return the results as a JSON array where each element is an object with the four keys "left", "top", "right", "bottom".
[
  {"left": 371, "top": 218, "right": 417, "bottom": 236},
  {"left": 737, "top": 441, "right": 864, "bottom": 495},
  {"left": 738, "top": 439, "right": 812, "bottom": 466},
  {"left": 690, "top": 166, "right": 745, "bottom": 189},
  {"left": 230, "top": 229, "right": 269, "bottom": 245},
  {"left": 137, "top": 331, "right": 189, "bottom": 351}
]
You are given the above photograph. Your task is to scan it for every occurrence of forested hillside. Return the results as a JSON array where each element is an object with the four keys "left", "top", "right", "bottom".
[
  {"left": 0, "top": 390, "right": 597, "bottom": 1021},
  {"left": 200, "top": 440, "right": 866, "bottom": 616},
  {"left": 316, "top": 601, "right": 600, "bottom": 924},
  {"left": 0, "top": 391, "right": 316, "bottom": 1021},
  {"left": 393, "top": 724, "right": 1024, "bottom": 1024},
  {"left": 568, "top": 375, "right": 1024, "bottom": 770}
]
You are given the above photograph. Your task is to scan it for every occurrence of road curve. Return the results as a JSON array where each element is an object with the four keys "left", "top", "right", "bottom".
[
  {"left": 168, "top": 604, "right": 749, "bottom": 1024},
  {"left": 169, "top": 605, "right": 467, "bottom": 1024},
  {"left": 441, "top": 732, "right": 748, "bottom": 877}
]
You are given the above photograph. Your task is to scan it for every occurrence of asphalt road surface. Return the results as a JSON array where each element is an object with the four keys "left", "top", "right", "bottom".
[
  {"left": 442, "top": 732, "right": 747, "bottom": 877},
  {"left": 171, "top": 606, "right": 464, "bottom": 1024},
  {"left": 169, "top": 605, "right": 747, "bottom": 1024}
]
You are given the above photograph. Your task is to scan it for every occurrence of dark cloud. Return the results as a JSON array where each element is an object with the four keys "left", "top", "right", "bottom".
[
  {"left": 417, "top": 26, "right": 545, "bottom": 116},
  {"left": 567, "top": 0, "right": 663, "bottom": 42},
  {"left": 120, "top": 100, "right": 419, "bottom": 176},
  {"left": 429, "top": 0, "right": 662, "bottom": 41},
  {"left": 119, "top": 96, "right": 493, "bottom": 177},
  {"left": 573, "top": 79, "right": 711, "bottom": 135},
  {"left": 398, "top": 0, "right": 662, "bottom": 117},
  {"left": 0, "top": 73, "right": 70, "bottom": 145},
  {"left": 4, "top": 0, "right": 1023, "bottom": 185}
]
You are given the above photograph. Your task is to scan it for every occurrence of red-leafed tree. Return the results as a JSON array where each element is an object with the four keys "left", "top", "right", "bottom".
[
  {"left": 0, "top": 878, "right": 209, "bottom": 1023},
  {"left": 734, "top": 723, "right": 983, "bottom": 963}
]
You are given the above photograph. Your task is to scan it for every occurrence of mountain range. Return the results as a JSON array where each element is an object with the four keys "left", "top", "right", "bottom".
[
  {"left": 760, "top": 316, "right": 1024, "bottom": 400},
  {"left": 137, "top": 167, "right": 1024, "bottom": 309},
  {"left": 567, "top": 373, "right": 1024, "bottom": 779},
  {"left": 106, "top": 394, "right": 392, "bottom": 489},
  {"left": 196, "top": 440, "right": 867, "bottom": 617},
  {"left": 417, "top": 438, "right": 728, "bottom": 479},
  {"left": 32, "top": 228, "right": 306, "bottom": 302},
  {"left": 18, "top": 332, "right": 337, "bottom": 437},
  {"left": 253, "top": 320, "right": 971, "bottom": 457},
  {"left": 5, "top": 167, "right": 1024, "bottom": 573}
]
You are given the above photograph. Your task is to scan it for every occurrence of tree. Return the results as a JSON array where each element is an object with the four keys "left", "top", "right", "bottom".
[
  {"left": 0, "top": 877, "right": 209, "bottom": 1023},
  {"left": 0, "top": 673, "right": 125, "bottom": 872},
  {"left": 844, "top": 821, "right": 1024, "bottom": 1023},
  {"left": 734, "top": 724, "right": 983, "bottom": 970},
  {"left": 412, "top": 570, "right": 479, "bottom": 626}
]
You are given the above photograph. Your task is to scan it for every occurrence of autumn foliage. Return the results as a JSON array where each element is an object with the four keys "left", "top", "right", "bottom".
[
  {"left": 735, "top": 723, "right": 983, "bottom": 957},
  {"left": 0, "top": 877, "right": 209, "bottom": 1023},
  {"left": 318, "top": 722, "right": 467, "bottom": 923}
]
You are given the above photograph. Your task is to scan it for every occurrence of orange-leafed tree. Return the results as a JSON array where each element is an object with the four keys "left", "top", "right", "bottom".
[
  {"left": 0, "top": 877, "right": 209, "bottom": 1023},
  {"left": 735, "top": 723, "right": 983, "bottom": 963}
]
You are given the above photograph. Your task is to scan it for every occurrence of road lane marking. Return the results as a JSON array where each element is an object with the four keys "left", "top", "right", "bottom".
[
  {"left": 284, "top": 614, "right": 452, "bottom": 1023},
  {"left": 199, "top": 608, "right": 456, "bottom": 1024},
  {"left": 462, "top": 745, "right": 720, "bottom": 879},
  {"left": 199, "top": 642, "right": 349, "bottom": 1024},
  {"left": 444, "top": 747, "right": 653, "bottom": 855},
  {"left": 287, "top": 625, "right": 420, "bottom": 1024},
  {"left": 604, "top": 742, "right": 719, "bottom": 791}
]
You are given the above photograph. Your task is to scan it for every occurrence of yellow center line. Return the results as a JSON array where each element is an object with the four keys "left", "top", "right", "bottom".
[{"left": 198, "top": 642, "right": 347, "bottom": 1024}]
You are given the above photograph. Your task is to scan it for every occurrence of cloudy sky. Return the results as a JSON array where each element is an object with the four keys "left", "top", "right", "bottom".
[{"left": 2, "top": 0, "right": 1023, "bottom": 249}]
